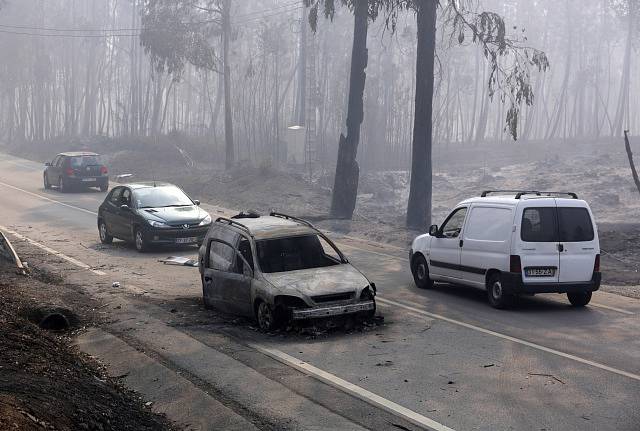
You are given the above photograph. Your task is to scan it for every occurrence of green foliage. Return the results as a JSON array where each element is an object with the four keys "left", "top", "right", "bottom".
[
  {"left": 140, "top": 0, "right": 221, "bottom": 79},
  {"left": 445, "top": 1, "right": 549, "bottom": 140}
]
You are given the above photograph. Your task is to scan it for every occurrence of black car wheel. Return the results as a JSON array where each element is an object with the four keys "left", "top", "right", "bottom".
[
  {"left": 100, "top": 183, "right": 108, "bottom": 192},
  {"left": 58, "top": 176, "right": 67, "bottom": 192},
  {"left": 98, "top": 220, "right": 113, "bottom": 244},
  {"left": 567, "top": 291, "right": 592, "bottom": 307},
  {"left": 487, "top": 273, "right": 512, "bottom": 309},
  {"left": 134, "top": 228, "right": 148, "bottom": 252},
  {"left": 412, "top": 254, "right": 434, "bottom": 289},
  {"left": 44, "top": 174, "right": 51, "bottom": 190}
]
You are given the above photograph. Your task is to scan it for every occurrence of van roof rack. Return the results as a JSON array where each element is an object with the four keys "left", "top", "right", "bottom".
[
  {"left": 481, "top": 190, "right": 578, "bottom": 199},
  {"left": 215, "top": 217, "right": 252, "bottom": 235},
  {"left": 269, "top": 211, "right": 316, "bottom": 229}
]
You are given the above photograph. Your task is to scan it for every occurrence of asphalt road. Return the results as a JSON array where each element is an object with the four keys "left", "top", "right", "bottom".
[{"left": 1, "top": 152, "right": 639, "bottom": 431}]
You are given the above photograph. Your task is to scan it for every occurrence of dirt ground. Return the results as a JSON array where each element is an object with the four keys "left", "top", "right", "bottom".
[
  {"left": 4, "top": 136, "right": 640, "bottom": 291},
  {"left": 0, "top": 261, "right": 174, "bottom": 431}
]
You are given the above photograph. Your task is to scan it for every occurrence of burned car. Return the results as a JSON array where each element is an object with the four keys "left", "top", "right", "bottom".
[{"left": 198, "top": 212, "right": 376, "bottom": 330}]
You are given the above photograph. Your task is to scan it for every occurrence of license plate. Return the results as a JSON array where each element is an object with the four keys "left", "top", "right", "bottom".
[
  {"left": 525, "top": 267, "right": 555, "bottom": 277},
  {"left": 176, "top": 237, "right": 198, "bottom": 244},
  {"left": 81, "top": 178, "right": 97, "bottom": 182}
]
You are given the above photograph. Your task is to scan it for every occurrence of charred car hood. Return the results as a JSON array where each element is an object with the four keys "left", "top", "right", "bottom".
[
  {"left": 262, "top": 264, "right": 369, "bottom": 296},
  {"left": 138, "top": 206, "right": 206, "bottom": 224}
]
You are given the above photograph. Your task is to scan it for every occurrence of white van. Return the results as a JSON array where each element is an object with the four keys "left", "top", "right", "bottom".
[{"left": 410, "top": 191, "right": 601, "bottom": 308}]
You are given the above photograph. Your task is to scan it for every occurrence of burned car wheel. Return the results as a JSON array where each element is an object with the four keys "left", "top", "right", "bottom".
[{"left": 256, "top": 301, "right": 280, "bottom": 331}]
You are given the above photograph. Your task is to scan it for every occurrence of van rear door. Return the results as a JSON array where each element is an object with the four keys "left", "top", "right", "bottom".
[
  {"left": 557, "top": 203, "right": 598, "bottom": 283},
  {"left": 517, "top": 201, "right": 560, "bottom": 283}
]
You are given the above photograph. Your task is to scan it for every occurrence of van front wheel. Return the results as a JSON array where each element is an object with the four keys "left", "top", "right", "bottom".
[
  {"left": 567, "top": 291, "right": 592, "bottom": 307},
  {"left": 487, "top": 273, "right": 512, "bottom": 309},
  {"left": 412, "top": 254, "right": 433, "bottom": 289}
]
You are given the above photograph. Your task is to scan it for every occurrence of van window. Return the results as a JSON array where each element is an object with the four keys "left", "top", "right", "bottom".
[
  {"left": 440, "top": 208, "right": 467, "bottom": 238},
  {"left": 465, "top": 207, "right": 512, "bottom": 241},
  {"left": 558, "top": 208, "right": 594, "bottom": 242},
  {"left": 521, "top": 207, "right": 558, "bottom": 242}
]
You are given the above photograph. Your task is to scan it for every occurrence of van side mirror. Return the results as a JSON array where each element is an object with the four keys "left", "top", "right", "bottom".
[
  {"left": 429, "top": 225, "right": 440, "bottom": 237},
  {"left": 45, "top": 162, "right": 51, "bottom": 167},
  {"left": 194, "top": 199, "right": 200, "bottom": 206}
]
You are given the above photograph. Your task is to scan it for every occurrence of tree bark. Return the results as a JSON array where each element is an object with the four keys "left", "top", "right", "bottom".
[
  {"left": 223, "top": 0, "right": 235, "bottom": 169},
  {"left": 406, "top": 0, "right": 437, "bottom": 230},
  {"left": 330, "top": 0, "right": 368, "bottom": 219},
  {"left": 624, "top": 131, "right": 640, "bottom": 195}
]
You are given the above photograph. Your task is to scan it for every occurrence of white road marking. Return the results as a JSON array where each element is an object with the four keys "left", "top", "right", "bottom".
[
  {"left": 250, "top": 343, "right": 456, "bottom": 431},
  {"left": 0, "top": 180, "right": 98, "bottom": 216},
  {"left": 586, "top": 301, "right": 635, "bottom": 315},
  {"left": 377, "top": 297, "right": 640, "bottom": 382},
  {"left": 0, "top": 224, "right": 106, "bottom": 276}
]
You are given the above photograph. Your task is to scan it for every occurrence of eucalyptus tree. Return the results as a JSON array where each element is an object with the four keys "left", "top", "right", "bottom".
[
  {"left": 390, "top": 0, "right": 550, "bottom": 229},
  {"left": 305, "top": 0, "right": 386, "bottom": 219},
  {"left": 140, "top": 0, "right": 235, "bottom": 168}
]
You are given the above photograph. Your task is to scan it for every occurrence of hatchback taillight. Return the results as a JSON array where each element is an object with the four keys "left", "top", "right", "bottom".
[
  {"left": 510, "top": 255, "right": 522, "bottom": 273},
  {"left": 100, "top": 166, "right": 108, "bottom": 175},
  {"left": 65, "top": 168, "right": 74, "bottom": 176},
  {"left": 594, "top": 254, "right": 600, "bottom": 272}
]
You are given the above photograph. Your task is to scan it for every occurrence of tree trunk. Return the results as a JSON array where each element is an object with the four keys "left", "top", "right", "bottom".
[
  {"left": 406, "top": 0, "right": 437, "bottom": 230},
  {"left": 223, "top": 0, "right": 235, "bottom": 169},
  {"left": 330, "top": 0, "right": 368, "bottom": 219},
  {"left": 624, "top": 131, "right": 640, "bottom": 195},
  {"left": 613, "top": 0, "right": 635, "bottom": 136}
]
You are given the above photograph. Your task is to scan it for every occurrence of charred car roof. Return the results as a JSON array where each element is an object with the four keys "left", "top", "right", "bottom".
[{"left": 217, "top": 215, "right": 316, "bottom": 240}]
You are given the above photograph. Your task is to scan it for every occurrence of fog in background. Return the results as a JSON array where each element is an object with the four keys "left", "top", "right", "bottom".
[{"left": 0, "top": 0, "right": 638, "bottom": 232}]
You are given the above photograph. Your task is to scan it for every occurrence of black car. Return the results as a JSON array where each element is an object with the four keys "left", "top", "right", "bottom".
[
  {"left": 44, "top": 152, "right": 109, "bottom": 192},
  {"left": 97, "top": 182, "right": 212, "bottom": 252}
]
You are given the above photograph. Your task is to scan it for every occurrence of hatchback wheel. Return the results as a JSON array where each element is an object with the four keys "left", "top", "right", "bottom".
[
  {"left": 412, "top": 254, "right": 433, "bottom": 289},
  {"left": 256, "top": 301, "right": 279, "bottom": 331},
  {"left": 98, "top": 220, "right": 113, "bottom": 244},
  {"left": 134, "top": 228, "right": 148, "bottom": 252},
  {"left": 44, "top": 174, "right": 51, "bottom": 190},
  {"left": 58, "top": 177, "right": 67, "bottom": 192},
  {"left": 487, "top": 273, "right": 512, "bottom": 309},
  {"left": 567, "top": 291, "right": 592, "bottom": 307}
]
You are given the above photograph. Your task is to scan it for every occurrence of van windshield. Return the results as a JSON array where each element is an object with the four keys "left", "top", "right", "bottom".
[{"left": 521, "top": 207, "right": 594, "bottom": 242}]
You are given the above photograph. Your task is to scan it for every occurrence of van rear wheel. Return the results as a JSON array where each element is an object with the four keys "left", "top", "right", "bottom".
[
  {"left": 567, "top": 291, "right": 592, "bottom": 307},
  {"left": 412, "top": 254, "right": 433, "bottom": 289},
  {"left": 487, "top": 273, "right": 512, "bottom": 309}
]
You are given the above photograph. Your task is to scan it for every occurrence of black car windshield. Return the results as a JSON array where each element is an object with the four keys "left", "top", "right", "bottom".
[
  {"left": 69, "top": 155, "right": 101, "bottom": 167},
  {"left": 134, "top": 186, "right": 193, "bottom": 208},
  {"left": 256, "top": 234, "right": 342, "bottom": 273}
]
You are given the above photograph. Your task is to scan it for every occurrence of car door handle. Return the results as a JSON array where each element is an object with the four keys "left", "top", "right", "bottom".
[
  {"left": 558, "top": 244, "right": 564, "bottom": 252},
  {"left": 459, "top": 239, "right": 464, "bottom": 248}
]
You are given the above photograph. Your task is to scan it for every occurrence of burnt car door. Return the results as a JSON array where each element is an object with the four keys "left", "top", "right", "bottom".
[{"left": 203, "top": 234, "right": 253, "bottom": 316}]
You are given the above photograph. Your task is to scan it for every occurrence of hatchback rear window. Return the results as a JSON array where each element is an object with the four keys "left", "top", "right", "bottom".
[
  {"left": 69, "top": 155, "right": 101, "bottom": 167},
  {"left": 521, "top": 207, "right": 594, "bottom": 242}
]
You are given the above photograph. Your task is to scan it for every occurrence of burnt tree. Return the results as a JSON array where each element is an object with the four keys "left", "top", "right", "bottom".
[
  {"left": 624, "top": 130, "right": 640, "bottom": 195},
  {"left": 330, "top": 0, "right": 369, "bottom": 219},
  {"left": 406, "top": 0, "right": 437, "bottom": 229}
]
